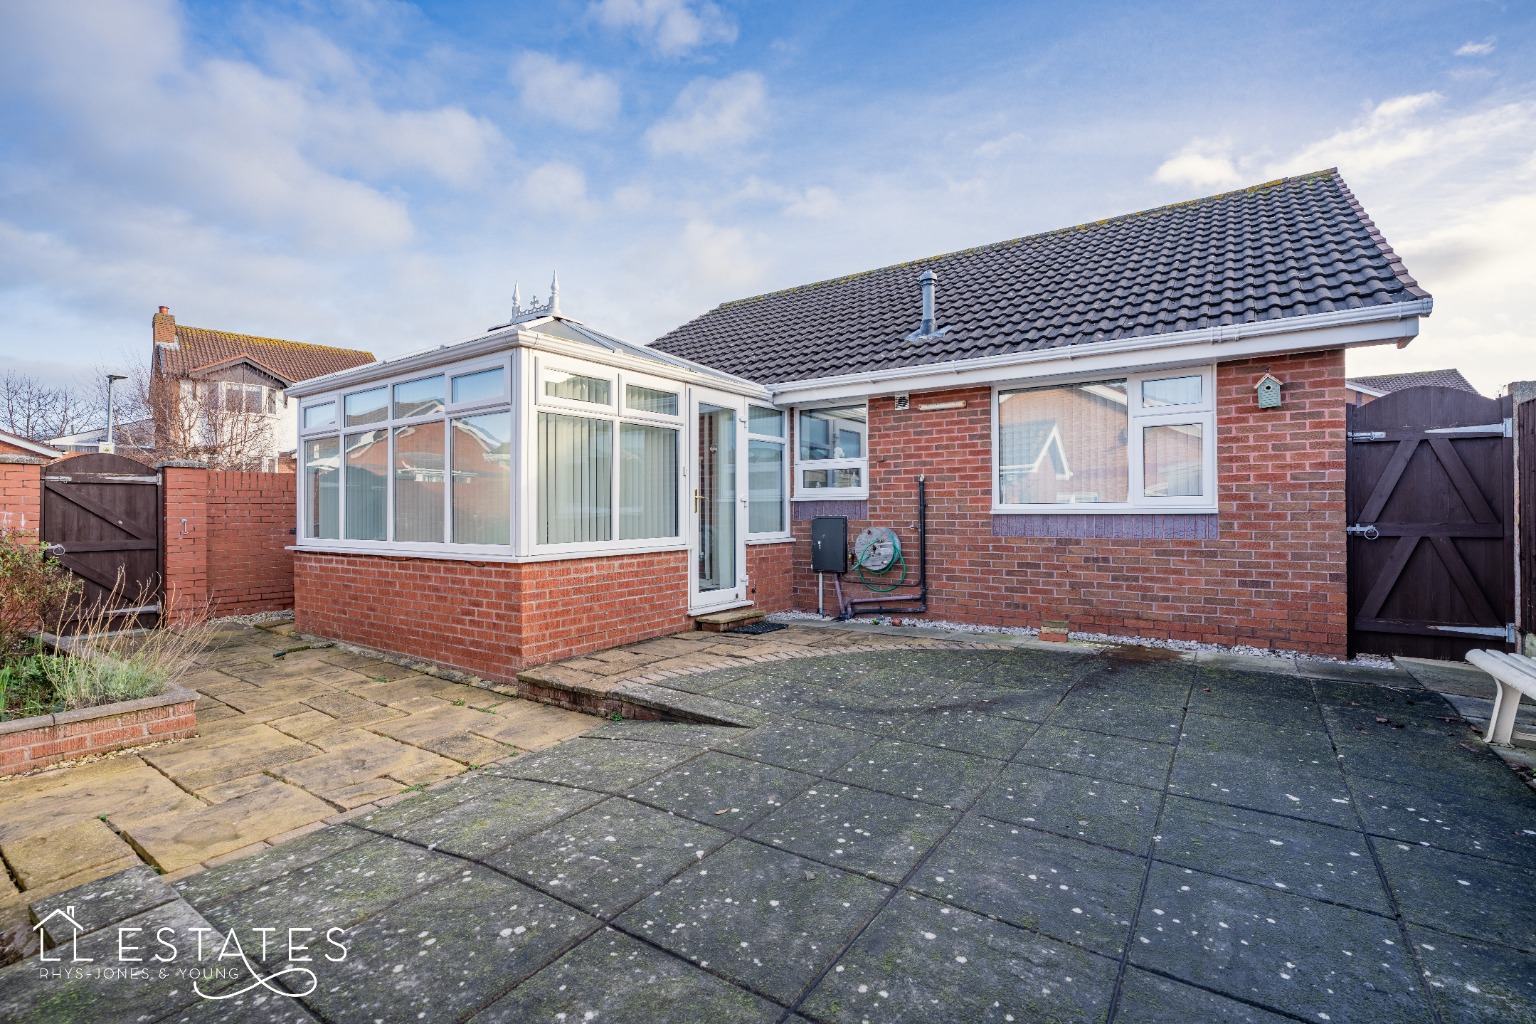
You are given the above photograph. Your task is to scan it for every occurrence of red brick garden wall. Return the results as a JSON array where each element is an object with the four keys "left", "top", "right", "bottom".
[
  {"left": 0, "top": 688, "right": 197, "bottom": 777},
  {"left": 205, "top": 470, "right": 295, "bottom": 615},
  {"left": 786, "top": 350, "right": 1350, "bottom": 657},
  {"left": 0, "top": 458, "right": 43, "bottom": 534}
]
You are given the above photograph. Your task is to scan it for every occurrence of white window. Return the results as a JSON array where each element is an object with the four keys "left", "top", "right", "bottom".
[
  {"left": 214, "top": 381, "right": 271, "bottom": 414},
  {"left": 747, "top": 406, "right": 788, "bottom": 536},
  {"left": 993, "top": 368, "right": 1215, "bottom": 513},
  {"left": 796, "top": 404, "right": 867, "bottom": 499}
]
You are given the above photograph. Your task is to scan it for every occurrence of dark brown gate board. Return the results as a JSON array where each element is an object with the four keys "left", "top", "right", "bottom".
[{"left": 1346, "top": 385, "right": 1514, "bottom": 660}]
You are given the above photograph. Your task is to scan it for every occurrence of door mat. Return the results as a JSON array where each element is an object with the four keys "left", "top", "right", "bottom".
[{"left": 728, "top": 620, "right": 788, "bottom": 635}]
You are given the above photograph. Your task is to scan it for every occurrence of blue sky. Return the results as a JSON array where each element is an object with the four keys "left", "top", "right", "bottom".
[{"left": 1, "top": 0, "right": 1532, "bottom": 394}]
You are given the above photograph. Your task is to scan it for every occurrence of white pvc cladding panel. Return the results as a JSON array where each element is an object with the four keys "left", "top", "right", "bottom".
[{"left": 291, "top": 322, "right": 770, "bottom": 563}]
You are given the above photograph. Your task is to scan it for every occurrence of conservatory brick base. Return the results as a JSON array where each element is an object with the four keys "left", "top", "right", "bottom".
[{"left": 294, "top": 549, "right": 694, "bottom": 682}]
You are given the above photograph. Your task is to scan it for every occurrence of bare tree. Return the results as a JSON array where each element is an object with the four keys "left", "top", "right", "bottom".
[
  {"left": 139, "top": 361, "right": 276, "bottom": 470},
  {"left": 0, "top": 371, "right": 102, "bottom": 441}
]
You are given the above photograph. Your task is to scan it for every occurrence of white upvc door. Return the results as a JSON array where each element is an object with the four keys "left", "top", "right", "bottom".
[{"left": 688, "top": 388, "right": 748, "bottom": 612}]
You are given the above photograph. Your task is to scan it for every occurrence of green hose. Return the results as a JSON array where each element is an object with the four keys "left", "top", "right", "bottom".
[{"left": 853, "top": 534, "right": 908, "bottom": 593}]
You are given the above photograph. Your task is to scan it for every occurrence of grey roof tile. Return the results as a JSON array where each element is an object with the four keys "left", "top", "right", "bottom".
[
  {"left": 1347, "top": 369, "right": 1478, "bottom": 395},
  {"left": 651, "top": 169, "right": 1429, "bottom": 385}
]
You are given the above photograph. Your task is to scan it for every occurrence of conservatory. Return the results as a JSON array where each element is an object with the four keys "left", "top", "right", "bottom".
[{"left": 284, "top": 290, "right": 789, "bottom": 636}]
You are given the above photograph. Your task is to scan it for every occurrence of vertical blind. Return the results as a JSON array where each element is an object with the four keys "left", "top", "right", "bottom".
[
  {"left": 537, "top": 412, "right": 613, "bottom": 544},
  {"left": 619, "top": 423, "right": 678, "bottom": 540},
  {"left": 453, "top": 413, "right": 512, "bottom": 544},
  {"left": 393, "top": 422, "right": 445, "bottom": 543},
  {"left": 344, "top": 430, "right": 387, "bottom": 539}
]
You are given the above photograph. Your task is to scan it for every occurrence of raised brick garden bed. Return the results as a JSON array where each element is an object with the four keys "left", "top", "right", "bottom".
[{"left": 0, "top": 686, "right": 197, "bottom": 776}]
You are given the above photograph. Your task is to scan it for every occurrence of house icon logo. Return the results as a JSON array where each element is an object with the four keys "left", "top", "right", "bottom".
[{"left": 35, "top": 905, "right": 92, "bottom": 963}]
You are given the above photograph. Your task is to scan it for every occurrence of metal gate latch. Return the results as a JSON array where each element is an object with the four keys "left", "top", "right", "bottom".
[{"left": 1346, "top": 524, "right": 1380, "bottom": 540}]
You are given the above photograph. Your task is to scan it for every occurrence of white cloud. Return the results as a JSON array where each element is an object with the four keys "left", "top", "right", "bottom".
[
  {"left": 523, "top": 162, "right": 590, "bottom": 212},
  {"left": 510, "top": 52, "right": 621, "bottom": 131},
  {"left": 645, "top": 72, "right": 767, "bottom": 158},
  {"left": 1153, "top": 139, "right": 1245, "bottom": 189},
  {"left": 1454, "top": 39, "right": 1495, "bottom": 57},
  {"left": 588, "top": 0, "right": 736, "bottom": 56}
]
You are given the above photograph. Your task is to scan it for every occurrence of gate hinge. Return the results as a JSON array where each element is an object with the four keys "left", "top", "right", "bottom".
[
  {"left": 1506, "top": 417, "right": 1514, "bottom": 438},
  {"left": 1345, "top": 524, "right": 1380, "bottom": 540},
  {"left": 1347, "top": 430, "right": 1386, "bottom": 442}
]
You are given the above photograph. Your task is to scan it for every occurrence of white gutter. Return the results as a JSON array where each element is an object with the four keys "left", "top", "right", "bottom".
[{"left": 768, "top": 299, "right": 1432, "bottom": 405}]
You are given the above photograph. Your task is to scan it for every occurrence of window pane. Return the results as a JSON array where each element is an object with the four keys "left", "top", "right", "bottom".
[
  {"left": 393, "top": 421, "right": 445, "bottom": 543},
  {"left": 452, "top": 413, "right": 512, "bottom": 544},
  {"left": 544, "top": 369, "right": 611, "bottom": 406},
  {"left": 344, "top": 430, "right": 387, "bottom": 539},
  {"left": 748, "top": 440, "right": 785, "bottom": 533},
  {"left": 803, "top": 467, "right": 862, "bottom": 490},
  {"left": 537, "top": 413, "right": 612, "bottom": 544},
  {"left": 748, "top": 406, "right": 784, "bottom": 437},
  {"left": 451, "top": 367, "right": 504, "bottom": 405},
  {"left": 799, "top": 405, "right": 866, "bottom": 461},
  {"left": 626, "top": 383, "right": 679, "bottom": 416},
  {"left": 345, "top": 387, "right": 387, "bottom": 427},
  {"left": 1144, "top": 423, "right": 1203, "bottom": 497},
  {"left": 619, "top": 424, "right": 678, "bottom": 540},
  {"left": 303, "top": 438, "right": 340, "bottom": 539},
  {"left": 302, "top": 402, "right": 336, "bottom": 430},
  {"left": 393, "top": 375, "right": 445, "bottom": 419},
  {"left": 998, "top": 380, "right": 1128, "bottom": 504},
  {"left": 1142, "top": 375, "right": 1202, "bottom": 407}
]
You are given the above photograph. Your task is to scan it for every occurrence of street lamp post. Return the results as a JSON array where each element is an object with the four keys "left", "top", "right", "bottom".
[{"left": 103, "top": 373, "right": 127, "bottom": 454}]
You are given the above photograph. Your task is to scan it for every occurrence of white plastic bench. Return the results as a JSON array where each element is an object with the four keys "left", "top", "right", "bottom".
[{"left": 1466, "top": 649, "right": 1536, "bottom": 746}]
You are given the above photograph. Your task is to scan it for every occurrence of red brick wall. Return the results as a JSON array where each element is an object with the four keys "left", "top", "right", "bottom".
[
  {"left": 161, "top": 466, "right": 210, "bottom": 625},
  {"left": 786, "top": 350, "right": 1349, "bottom": 656},
  {"left": 746, "top": 542, "right": 795, "bottom": 612},
  {"left": 0, "top": 459, "right": 44, "bottom": 534},
  {"left": 0, "top": 695, "right": 196, "bottom": 777},
  {"left": 294, "top": 549, "right": 691, "bottom": 679},
  {"left": 206, "top": 470, "right": 296, "bottom": 615}
]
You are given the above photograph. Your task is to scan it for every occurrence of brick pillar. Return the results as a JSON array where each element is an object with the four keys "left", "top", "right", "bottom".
[
  {"left": 159, "top": 462, "right": 208, "bottom": 626},
  {"left": 0, "top": 455, "right": 46, "bottom": 535}
]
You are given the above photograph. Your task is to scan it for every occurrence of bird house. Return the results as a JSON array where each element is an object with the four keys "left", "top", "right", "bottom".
[{"left": 1255, "top": 374, "right": 1283, "bottom": 409}]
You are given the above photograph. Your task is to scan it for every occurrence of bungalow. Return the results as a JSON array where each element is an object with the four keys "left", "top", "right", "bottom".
[{"left": 286, "top": 168, "right": 1430, "bottom": 675}]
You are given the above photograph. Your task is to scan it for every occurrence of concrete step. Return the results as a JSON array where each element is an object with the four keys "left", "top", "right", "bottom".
[{"left": 694, "top": 607, "right": 766, "bottom": 633}]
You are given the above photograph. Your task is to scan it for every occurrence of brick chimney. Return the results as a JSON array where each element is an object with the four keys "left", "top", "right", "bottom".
[{"left": 153, "top": 305, "right": 176, "bottom": 347}]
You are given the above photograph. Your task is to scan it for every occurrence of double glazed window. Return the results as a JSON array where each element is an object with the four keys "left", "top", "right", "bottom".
[
  {"left": 994, "top": 369, "right": 1215, "bottom": 511},
  {"left": 301, "top": 363, "right": 512, "bottom": 545},
  {"left": 747, "top": 406, "right": 788, "bottom": 535},
  {"left": 534, "top": 361, "right": 681, "bottom": 549},
  {"left": 797, "top": 404, "right": 867, "bottom": 498}
]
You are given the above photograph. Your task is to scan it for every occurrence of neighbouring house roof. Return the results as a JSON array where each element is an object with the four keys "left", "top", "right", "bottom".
[
  {"left": 48, "top": 418, "right": 156, "bottom": 452},
  {"left": 0, "top": 430, "right": 63, "bottom": 459},
  {"left": 1346, "top": 368, "right": 1478, "bottom": 396},
  {"left": 651, "top": 168, "right": 1430, "bottom": 386},
  {"left": 157, "top": 325, "right": 374, "bottom": 385}
]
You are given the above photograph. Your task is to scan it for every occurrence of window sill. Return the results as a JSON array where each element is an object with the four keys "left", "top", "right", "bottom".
[
  {"left": 746, "top": 534, "right": 794, "bottom": 545},
  {"left": 291, "top": 540, "right": 688, "bottom": 564},
  {"left": 793, "top": 493, "right": 868, "bottom": 502},
  {"left": 991, "top": 505, "right": 1217, "bottom": 516}
]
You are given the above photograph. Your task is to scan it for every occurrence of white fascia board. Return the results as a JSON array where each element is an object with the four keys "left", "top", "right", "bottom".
[
  {"left": 523, "top": 334, "right": 771, "bottom": 399},
  {"left": 285, "top": 331, "right": 518, "bottom": 399},
  {"left": 1, "top": 432, "right": 64, "bottom": 458},
  {"left": 767, "top": 301, "right": 1429, "bottom": 406}
]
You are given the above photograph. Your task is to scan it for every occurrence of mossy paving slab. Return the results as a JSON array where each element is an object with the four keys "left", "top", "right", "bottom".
[
  {"left": 469, "top": 929, "right": 783, "bottom": 1024},
  {"left": 716, "top": 717, "right": 879, "bottom": 774},
  {"left": 1192, "top": 668, "right": 1313, "bottom": 702},
  {"left": 30, "top": 864, "right": 178, "bottom": 946},
  {"left": 616, "top": 839, "right": 891, "bottom": 1004},
  {"left": 197, "top": 835, "right": 464, "bottom": 935},
  {"left": 1180, "top": 709, "right": 1338, "bottom": 762},
  {"left": 1113, "top": 967, "right": 1295, "bottom": 1023},
  {"left": 155, "top": 990, "right": 324, "bottom": 1023},
  {"left": 1012, "top": 725, "right": 1173, "bottom": 789},
  {"left": 490, "top": 797, "right": 729, "bottom": 917},
  {"left": 1408, "top": 924, "right": 1536, "bottom": 1024},
  {"left": 915, "top": 817, "right": 1143, "bottom": 957},
  {"left": 489, "top": 737, "right": 699, "bottom": 793},
  {"left": 709, "top": 673, "right": 834, "bottom": 711},
  {"left": 583, "top": 720, "right": 745, "bottom": 747},
  {"left": 1185, "top": 688, "right": 1327, "bottom": 729},
  {"left": 1046, "top": 690, "right": 1184, "bottom": 744},
  {"left": 975, "top": 764, "right": 1161, "bottom": 855},
  {"left": 1312, "top": 678, "right": 1444, "bottom": 712},
  {"left": 363, "top": 779, "right": 604, "bottom": 860},
  {"left": 1353, "top": 776, "right": 1536, "bottom": 869},
  {"left": 938, "top": 680, "right": 1070, "bottom": 723},
  {"left": 1131, "top": 862, "right": 1432, "bottom": 1024},
  {"left": 174, "top": 825, "right": 375, "bottom": 907},
  {"left": 294, "top": 867, "right": 596, "bottom": 1024},
  {"left": 630, "top": 752, "right": 816, "bottom": 827},
  {"left": 748, "top": 783, "right": 960, "bottom": 884},
  {"left": 833, "top": 738, "right": 998, "bottom": 808},
  {"left": 1374, "top": 839, "right": 1536, "bottom": 953},
  {"left": 1156, "top": 796, "right": 1391, "bottom": 914},
  {"left": 892, "top": 708, "right": 1038, "bottom": 760},
  {"left": 800, "top": 891, "right": 1117, "bottom": 1024}
]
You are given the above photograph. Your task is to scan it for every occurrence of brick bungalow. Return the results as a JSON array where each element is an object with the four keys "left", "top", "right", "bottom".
[{"left": 287, "top": 169, "right": 1431, "bottom": 674}]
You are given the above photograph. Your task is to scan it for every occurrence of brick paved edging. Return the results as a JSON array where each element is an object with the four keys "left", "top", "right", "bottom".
[{"left": 0, "top": 686, "right": 196, "bottom": 776}]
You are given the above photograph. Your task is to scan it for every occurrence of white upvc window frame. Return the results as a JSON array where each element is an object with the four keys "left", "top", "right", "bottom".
[
  {"left": 295, "top": 353, "right": 517, "bottom": 557},
  {"left": 793, "top": 402, "right": 869, "bottom": 501},
  {"left": 991, "top": 366, "right": 1217, "bottom": 515},
  {"left": 521, "top": 354, "right": 687, "bottom": 558},
  {"left": 745, "top": 404, "right": 791, "bottom": 542}
]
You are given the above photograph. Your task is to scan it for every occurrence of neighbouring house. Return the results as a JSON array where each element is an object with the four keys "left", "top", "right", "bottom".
[
  {"left": 286, "top": 168, "right": 1431, "bottom": 675},
  {"left": 1346, "top": 368, "right": 1478, "bottom": 406},
  {"left": 150, "top": 307, "right": 374, "bottom": 470},
  {"left": 47, "top": 418, "right": 156, "bottom": 457},
  {"left": 0, "top": 430, "right": 62, "bottom": 460}
]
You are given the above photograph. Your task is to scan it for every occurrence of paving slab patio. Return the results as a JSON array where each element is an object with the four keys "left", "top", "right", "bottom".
[{"left": 4, "top": 632, "right": 1536, "bottom": 1023}]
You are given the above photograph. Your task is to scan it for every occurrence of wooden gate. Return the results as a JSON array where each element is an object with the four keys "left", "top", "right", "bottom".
[
  {"left": 1347, "top": 386, "right": 1514, "bottom": 659},
  {"left": 40, "top": 453, "right": 162, "bottom": 631}
]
